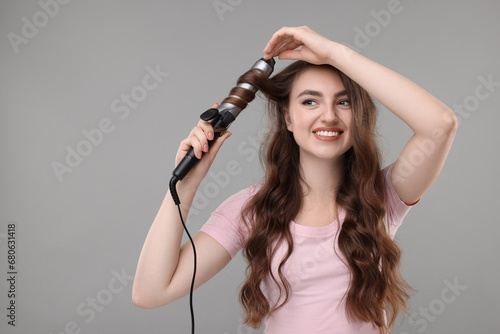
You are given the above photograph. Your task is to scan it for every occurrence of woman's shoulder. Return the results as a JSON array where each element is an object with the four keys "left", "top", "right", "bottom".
[
  {"left": 200, "top": 183, "right": 263, "bottom": 259},
  {"left": 380, "top": 161, "right": 418, "bottom": 208},
  {"left": 381, "top": 161, "right": 394, "bottom": 177},
  {"left": 213, "top": 182, "right": 263, "bottom": 215},
  {"left": 380, "top": 161, "right": 402, "bottom": 206}
]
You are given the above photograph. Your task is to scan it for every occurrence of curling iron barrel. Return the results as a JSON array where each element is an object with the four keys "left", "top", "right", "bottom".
[{"left": 171, "top": 57, "right": 275, "bottom": 182}]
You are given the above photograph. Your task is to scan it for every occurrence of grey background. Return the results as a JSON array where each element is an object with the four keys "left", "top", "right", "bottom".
[{"left": 1, "top": 0, "right": 499, "bottom": 333}]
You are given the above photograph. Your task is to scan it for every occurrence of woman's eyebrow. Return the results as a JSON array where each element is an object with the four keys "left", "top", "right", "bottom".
[{"left": 296, "top": 90, "right": 348, "bottom": 99}]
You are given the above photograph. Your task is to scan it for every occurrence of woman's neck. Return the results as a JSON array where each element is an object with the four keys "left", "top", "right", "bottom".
[{"left": 298, "top": 153, "right": 344, "bottom": 203}]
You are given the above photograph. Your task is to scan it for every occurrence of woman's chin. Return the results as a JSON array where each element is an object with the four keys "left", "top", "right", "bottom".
[{"left": 300, "top": 149, "right": 346, "bottom": 162}]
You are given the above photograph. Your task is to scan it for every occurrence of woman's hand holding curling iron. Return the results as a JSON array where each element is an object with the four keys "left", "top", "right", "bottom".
[{"left": 175, "top": 103, "right": 232, "bottom": 190}]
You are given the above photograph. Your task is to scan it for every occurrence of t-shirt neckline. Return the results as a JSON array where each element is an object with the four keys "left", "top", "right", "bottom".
[{"left": 290, "top": 207, "right": 347, "bottom": 237}]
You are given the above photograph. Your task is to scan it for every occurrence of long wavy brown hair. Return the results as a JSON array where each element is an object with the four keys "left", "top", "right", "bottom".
[{"left": 233, "top": 60, "right": 413, "bottom": 333}]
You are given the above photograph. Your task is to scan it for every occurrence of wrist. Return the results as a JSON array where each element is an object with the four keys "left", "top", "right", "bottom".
[
  {"left": 327, "top": 41, "right": 357, "bottom": 69},
  {"left": 174, "top": 177, "right": 200, "bottom": 199}
]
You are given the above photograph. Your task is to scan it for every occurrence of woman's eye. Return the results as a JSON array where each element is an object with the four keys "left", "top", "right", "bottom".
[
  {"left": 339, "top": 99, "right": 350, "bottom": 106},
  {"left": 302, "top": 99, "right": 317, "bottom": 106}
]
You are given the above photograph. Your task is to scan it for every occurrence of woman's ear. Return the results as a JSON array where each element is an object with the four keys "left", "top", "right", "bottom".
[{"left": 284, "top": 108, "right": 293, "bottom": 132}]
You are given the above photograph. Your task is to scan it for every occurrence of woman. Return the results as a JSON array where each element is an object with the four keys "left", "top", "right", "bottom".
[{"left": 132, "top": 26, "right": 457, "bottom": 333}]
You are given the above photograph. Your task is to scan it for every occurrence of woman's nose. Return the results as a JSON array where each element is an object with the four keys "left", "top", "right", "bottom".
[{"left": 320, "top": 105, "right": 338, "bottom": 122}]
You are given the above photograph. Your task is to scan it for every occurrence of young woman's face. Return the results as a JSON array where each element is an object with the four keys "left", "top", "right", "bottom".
[{"left": 286, "top": 66, "right": 353, "bottom": 162}]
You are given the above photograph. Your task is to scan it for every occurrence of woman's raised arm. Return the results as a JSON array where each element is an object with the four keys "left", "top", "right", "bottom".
[{"left": 132, "top": 105, "right": 233, "bottom": 308}]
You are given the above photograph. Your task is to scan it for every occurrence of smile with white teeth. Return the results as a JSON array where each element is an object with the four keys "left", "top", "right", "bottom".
[{"left": 315, "top": 130, "right": 341, "bottom": 137}]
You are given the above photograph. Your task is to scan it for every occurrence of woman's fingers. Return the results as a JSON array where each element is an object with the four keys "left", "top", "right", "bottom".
[
  {"left": 264, "top": 26, "right": 334, "bottom": 64},
  {"left": 191, "top": 126, "right": 209, "bottom": 158},
  {"left": 204, "top": 130, "right": 232, "bottom": 161},
  {"left": 264, "top": 27, "right": 305, "bottom": 55},
  {"left": 198, "top": 102, "right": 218, "bottom": 141},
  {"left": 197, "top": 119, "right": 214, "bottom": 142},
  {"left": 264, "top": 38, "right": 294, "bottom": 57},
  {"left": 178, "top": 134, "right": 202, "bottom": 160},
  {"left": 176, "top": 103, "right": 220, "bottom": 163},
  {"left": 173, "top": 102, "right": 233, "bottom": 185}
]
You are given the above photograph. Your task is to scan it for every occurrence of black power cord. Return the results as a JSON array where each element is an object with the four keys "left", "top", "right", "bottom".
[{"left": 170, "top": 175, "right": 197, "bottom": 334}]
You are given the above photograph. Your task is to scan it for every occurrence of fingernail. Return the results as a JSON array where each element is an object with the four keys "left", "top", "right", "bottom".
[
  {"left": 203, "top": 144, "right": 208, "bottom": 152},
  {"left": 197, "top": 151, "right": 202, "bottom": 159},
  {"left": 208, "top": 132, "right": 214, "bottom": 140}
]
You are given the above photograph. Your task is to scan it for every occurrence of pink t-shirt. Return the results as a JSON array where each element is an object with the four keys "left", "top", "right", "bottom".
[{"left": 200, "top": 162, "right": 419, "bottom": 333}]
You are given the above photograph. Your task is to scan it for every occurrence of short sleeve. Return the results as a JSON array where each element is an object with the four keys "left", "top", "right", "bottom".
[
  {"left": 382, "top": 162, "right": 420, "bottom": 238},
  {"left": 199, "top": 184, "right": 261, "bottom": 258}
]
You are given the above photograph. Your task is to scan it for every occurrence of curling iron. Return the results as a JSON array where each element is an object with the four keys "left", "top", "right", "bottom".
[{"left": 170, "top": 57, "right": 275, "bottom": 204}]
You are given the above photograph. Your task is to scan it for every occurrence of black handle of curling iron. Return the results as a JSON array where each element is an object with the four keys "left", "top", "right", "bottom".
[
  {"left": 172, "top": 109, "right": 235, "bottom": 181},
  {"left": 172, "top": 134, "right": 219, "bottom": 180},
  {"left": 169, "top": 109, "right": 235, "bottom": 205}
]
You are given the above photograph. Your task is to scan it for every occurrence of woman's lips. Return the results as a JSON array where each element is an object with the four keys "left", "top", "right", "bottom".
[
  {"left": 312, "top": 127, "right": 344, "bottom": 141},
  {"left": 313, "top": 130, "right": 343, "bottom": 141}
]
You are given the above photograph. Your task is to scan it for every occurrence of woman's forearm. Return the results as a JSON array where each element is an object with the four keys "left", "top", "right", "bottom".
[{"left": 132, "top": 184, "right": 196, "bottom": 308}]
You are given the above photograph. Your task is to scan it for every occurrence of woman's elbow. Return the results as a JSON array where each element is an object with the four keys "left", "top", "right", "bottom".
[
  {"left": 442, "top": 107, "right": 459, "bottom": 133},
  {"left": 132, "top": 294, "right": 152, "bottom": 309},
  {"left": 132, "top": 289, "right": 167, "bottom": 309}
]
